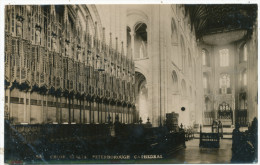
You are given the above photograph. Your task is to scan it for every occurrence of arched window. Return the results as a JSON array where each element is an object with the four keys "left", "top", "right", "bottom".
[
  {"left": 171, "top": 18, "right": 177, "bottom": 45},
  {"left": 219, "top": 49, "right": 229, "bottom": 67},
  {"left": 239, "top": 44, "right": 247, "bottom": 63},
  {"left": 202, "top": 49, "right": 210, "bottom": 66},
  {"left": 219, "top": 74, "right": 231, "bottom": 94},
  {"left": 139, "top": 41, "right": 146, "bottom": 58},
  {"left": 134, "top": 23, "right": 147, "bottom": 59}
]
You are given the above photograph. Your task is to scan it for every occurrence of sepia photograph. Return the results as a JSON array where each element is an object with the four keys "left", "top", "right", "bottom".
[{"left": 1, "top": 2, "right": 258, "bottom": 164}]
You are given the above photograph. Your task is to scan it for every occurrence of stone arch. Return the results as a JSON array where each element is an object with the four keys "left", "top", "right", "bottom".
[
  {"left": 80, "top": 5, "right": 103, "bottom": 38},
  {"left": 135, "top": 63, "right": 149, "bottom": 83},
  {"left": 135, "top": 71, "right": 149, "bottom": 122},
  {"left": 127, "top": 9, "right": 149, "bottom": 29},
  {"left": 134, "top": 22, "right": 147, "bottom": 59},
  {"left": 87, "top": 5, "right": 103, "bottom": 38}
]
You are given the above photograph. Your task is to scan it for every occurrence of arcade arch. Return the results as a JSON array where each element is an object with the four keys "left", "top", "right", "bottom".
[{"left": 135, "top": 71, "right": 149, "bottom": 122}]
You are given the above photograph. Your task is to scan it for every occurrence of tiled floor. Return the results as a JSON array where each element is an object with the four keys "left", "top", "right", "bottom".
[{"left": 169, "top": 139, "right": 233, "bottom": 164}]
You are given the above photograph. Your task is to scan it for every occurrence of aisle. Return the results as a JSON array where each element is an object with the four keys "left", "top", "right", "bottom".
[{"left": 169, "top": 139, "right": 233, "bottom": 163}]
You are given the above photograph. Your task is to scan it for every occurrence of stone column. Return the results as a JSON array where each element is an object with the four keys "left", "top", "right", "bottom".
[{"left": 130, "top": 32, "right": 135, "bottom": 58}]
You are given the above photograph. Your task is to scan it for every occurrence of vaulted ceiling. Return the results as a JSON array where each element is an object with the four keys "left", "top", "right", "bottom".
[{"left": 185, "top": 4, "right": 257, "bottom": 39}]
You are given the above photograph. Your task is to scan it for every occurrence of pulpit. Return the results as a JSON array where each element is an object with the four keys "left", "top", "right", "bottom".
[{"left": 166, "top": 112, "right": 179, "bottom": 132}]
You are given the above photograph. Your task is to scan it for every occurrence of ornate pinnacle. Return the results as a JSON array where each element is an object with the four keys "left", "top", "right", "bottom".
[
  {"left": 94, "top": 21, "right": 98, "bottom": 39},
  {"left": 102, "top": 27, "right": 106, "bottom": 44},
  {"left": 115, "top": 37, "right": 118, "bottom": 51},
  {"left": 121, "top": 41, "right": 124, "bottom": 56},
  {"left": 64, "top": 5, "right": 68, "bottom": 23},
  {"left": 109, "top": 33, "right": 112, "bottom": 49}
]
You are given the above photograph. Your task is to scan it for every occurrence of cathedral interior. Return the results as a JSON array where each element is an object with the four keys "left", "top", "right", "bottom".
[{"left": 4, "top": 4, "right": 258, "bottom": 163}]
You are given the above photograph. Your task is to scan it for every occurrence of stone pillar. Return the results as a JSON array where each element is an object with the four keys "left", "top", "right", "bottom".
[{"left": 130, "top": 32, "right": 135, "bottom": 58}]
